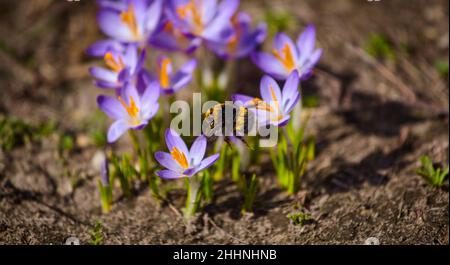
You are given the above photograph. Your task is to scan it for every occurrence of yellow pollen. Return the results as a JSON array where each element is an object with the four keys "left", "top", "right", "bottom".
[
  {"left": 227, "top": 14, "right": 242, "bottom": 53},
  {"left": 250, "top": 98, "right": 274, "bottom": 112},
  {"left": 118, "top": 96, "right": 139, "bottom": 118},
  {"left": 272, "top": 43, "right": 296, "bottom": 71},
  {"left": 170, "top": 147, "right": 189, "bottom": 169},
  {"left": 160, "top": 58, "right": 171, "bottom": 88},
  {"left": 163, "top": 21, "right": 174, "bottom": 32},
  {"left": 227, "top": 35, "right": 238, "bottom": 52},
  {"left": 176, "top": 0, "right": 203, "bottom": 34},
  {"left": 120, "top": 4, "right": 140, "bottom": 39},
  {"left": 104, "top": 52, "right": 125, "bottom": 72}
]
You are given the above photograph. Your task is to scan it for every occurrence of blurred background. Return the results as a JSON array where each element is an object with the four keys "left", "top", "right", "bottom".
[{"left": 0, "top": 0, "right": 448, "bottom": 244}]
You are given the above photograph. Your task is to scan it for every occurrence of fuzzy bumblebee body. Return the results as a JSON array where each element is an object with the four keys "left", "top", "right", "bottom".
[{"left": 203, "top": 102, "right": 254, "bottom": 145}]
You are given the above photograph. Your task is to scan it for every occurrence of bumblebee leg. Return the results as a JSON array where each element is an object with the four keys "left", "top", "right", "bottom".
[
  {"left": 236, "top": 137, "right": 253, "bottom": 150},
  {"left": 224, "top": 137, "right": 233, "bottom": 148}
]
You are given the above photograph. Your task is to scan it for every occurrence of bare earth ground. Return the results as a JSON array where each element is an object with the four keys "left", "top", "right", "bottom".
[{"left": 0, "top": 0, "right": 448, "bottom": 244}]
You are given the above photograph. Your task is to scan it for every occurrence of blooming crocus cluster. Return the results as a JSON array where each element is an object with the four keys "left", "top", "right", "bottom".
[
  {"left": 87, "top": 0, "right": 323, "bottom": 215},
  {"left": 252, "top": 25, "right": 322, "bottom": 80}
]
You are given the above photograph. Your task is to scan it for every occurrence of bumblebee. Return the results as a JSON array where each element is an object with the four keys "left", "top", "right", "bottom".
[{"left": 202, "top": 102, "right": 255, "bottom": 147}]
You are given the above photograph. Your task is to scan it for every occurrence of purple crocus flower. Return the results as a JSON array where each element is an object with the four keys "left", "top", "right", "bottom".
[
  {"left": 165, "top": 0, "right": 239, "bottom": 43},
  {"left": 252, "top": 25, "right": 322, "bottom": 80},
  {"left": 149, "top": 19, "right": 202, "bottom": 53},
  {"left": 155, "top": 129, "right": 220, "bottom": 179},
  {"left": 208, "top": 12, "right": 267, "bottom": 60},
  {"left": 97, "top": 0, "right": 163, "bottom": 44},
  {"left": 97, "top": 82, "right": 160, "bottom": 143},
  {"left": 156, "top": 56, "right": 197, "bottom": 95},
  {"left": 233, "top": 71, "right": 300, "bottom": 127},
  {"left": 89, "top": 45, "right": 146, "bottom": 89}
]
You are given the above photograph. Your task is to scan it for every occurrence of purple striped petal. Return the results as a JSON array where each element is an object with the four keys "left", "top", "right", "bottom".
[
  {"left": 251, "top": 52, "right": 289, "bottom": 80},
  {"left": 89, "top": 67, "right": 118, "bottom": 83},
  {"left": 281, "top": 71, "right": 300, "bottom": 112},
  {"left": 155, "top": 151, "right": 183, "bottom": 172},
  {"left": 86, "top": 39, "right": 125, "bottom": 57},
  {"left": 156, "top": 169, "right": 185, "bottom": 179},
  {"left": 97, "top": 95, "right": 127, "bottom": 120},
  {"left": 97, "top": 8, "right": 135, "bottom": 42},
  {"left": 189, "top": 135, "right": 207, "bottom": 166},
  {"left": 187, "top": 153, "right": 220, "bottom": 176},
  {"left": 107, "top": 119, "right": 131, "bottom": 143},
  {"left": 165, "top": 128, "right": 190, "bottom": 159},
  {"left": 260, "top": 75, "right": 282, "bottom": 105},
  {"left": 274, "top": 32, "right": 299, "bottom": 62},
  {"left": 297, "top": 25, "right": 316, "bottom": 65}
]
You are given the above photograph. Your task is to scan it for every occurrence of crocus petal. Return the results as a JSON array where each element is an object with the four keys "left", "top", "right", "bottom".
[
  {"left": 97, "top": 0, "right": 127, "bottom": 10},
  {"left": 303, "top": 48, "right": 323, "bottom": 70},
  {"left": 89, "top": 67, "right": 118, "bottom": 83},
  {"left": 281, "top": 71, "right": 300, "bottom": 112},
  {"left": 141, "top": 80, "right": 160, "bottom": 105},
  {"left": 251, "top": 52, "right": 289, "bottom": 80},
  {"left": 86, "top": 39, "right": 124, "bottom": 57},
  {"left": 119, "top": 83, "right": 142, "bottom": 109},
  {"left": 284, "top": 93, "right": 300, "bottom": 114},
  {"left": 232, "top": 94, "right": 254, "bottom": 105},
  {"left": 187, "top": 153, "right": 220, "bottom": 176},
  {"left": 260, "top": 75, "right": 282, "bottom": 106},
  {"left": 144, "top": 0, "right": 163, "bottom": 35},
  {"left": 189, "top": 135, "right": 207, "bottom": 166},
  {"left": 201, "top": 0, "right": 238, "bottom": 42},
  {"left": 122, "top": 45, "right": 138, "bottom": 69},
  {"left": 107, "top": 119, "right": 131, "bottom": 143},
  {"left": 165, "top": 128, "right": 190, "bottom": 160},
  {"left": 201, "top": 0, "right": 218, "bottom": 24},
  {"left": 141, "top": 81, "right": 161, "bottom": 118},
  {"left": 97, "top": 8, "right": 134, "bottom": 42},
  {"left": 276, "top": 115, "right": 291, "bottom": 127},
  {"left": 274, "top": 32, "right": 299, "bottom": 62},
  {"left": 136, "top": 68, "right": 153, "bottom": 94},
  {"left": 94, "top": 80, "right": 121, "bottom": 89},
  {"left": 235, "top": 23, "right": 267, "bottom": 58},
  {"left": 156, "top": 169, "right": 185, "bottom": 179},
  {"left": 155, "top": 151, "right": 184, "bottom": 172},
  {"left": 297, "top": 25, "right": 316, "bottom": 64},
  {"left": 97, "top": 95, "right": 127, "bottom": 120}
]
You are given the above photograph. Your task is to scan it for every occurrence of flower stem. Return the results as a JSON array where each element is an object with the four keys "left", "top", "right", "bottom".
[{"left": 184, "top": 175, "right": 202, "bottom": 220}]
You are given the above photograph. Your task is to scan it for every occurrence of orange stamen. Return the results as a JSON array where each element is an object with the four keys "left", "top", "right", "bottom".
[
  {"left": 269, "top": 85, "right": 284, "bottom": 121},
  {"left": 170, "top": 147, "right": 189, "bottom": 169},
  {"left": 272, "top": 43, "right": 296, "bottom": 71},
  {"left": 118, "top": 96, "right": 139, "bottom": 118},
  {"left": 159, "top": 58, "right": 171, "bottom": 88},
  {"left": 227, "top": 35, "right": 238, "bottom": 52},
  {"left": 176, "top": 0, "right": 203, "bottom": 34},
  {"left": 120, "top": 4, "right": 140, "bottom": 39},
  {"left": 104, "top": 52, "right": 125, "bottom": 72}
]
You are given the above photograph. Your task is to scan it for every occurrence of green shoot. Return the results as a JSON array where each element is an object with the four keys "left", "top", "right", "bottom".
[
  {"left": 287, "top": 210, "right": 313, "bottom": 226},
  {"left": 264, "top": 10, "right": 294, "bottom": 37},
  {"left": 0, "top": 115, "right": 55, "bottom": 151},
  {"left": 434, "top": 59, "right": 449, "bottom": 79},
  {"left": 111, "top": 155, "right": 134, "bottom": 198},
  {"left": 89, "top": 221, "right": 104, "bottom": 245},
  {"left": 241, "top": 174, "right": 258, "bottom": 214},
  {"left": 364, "top": 33, "right": 396, "bottom": 61},
  {"left": 58, "top": 134, "right": 74, "bottom": 154},
  {"left": 417, "top": 155, "right": 448, "bottom": 187}
]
